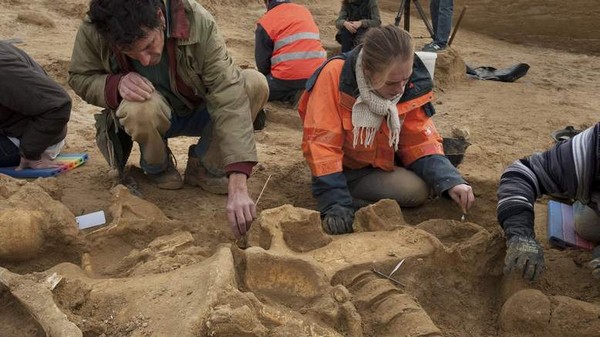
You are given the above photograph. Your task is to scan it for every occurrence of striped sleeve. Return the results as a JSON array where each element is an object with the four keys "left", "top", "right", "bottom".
[{"left": 497, "top": 123, "right": 599, "bottom": 239}]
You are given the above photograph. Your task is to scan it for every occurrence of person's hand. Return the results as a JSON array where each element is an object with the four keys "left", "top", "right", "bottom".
[
  {"left": 448, "top": 183, "right": 475, "bottom": 213},
  {"left": 589, "top": 257, "right": 600, "bottom": 279},
  {"left": 118, "top": 72, "right": 155, "bottom": 102},
  {"left": 504, "top": 236, "right": 545, "bottom": 281},
  {"left": 322, "top": 204, "right": 354, "bottom": 235},
  {"left": 350, "top": 20, "right": 363, "bottom": 29},
  {"left": 343, "top": 21, "right": 357, "bottom": 34},
  {"left": 226, "top": 173, "right": 257, "bottom": 239},
  {"left": 16, "top": 154, "right": 61, "bottom": 170}
]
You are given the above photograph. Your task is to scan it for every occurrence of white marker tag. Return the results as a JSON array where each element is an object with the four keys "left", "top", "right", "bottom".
[{"left": 76, "top": 211, "right": 106, "bottom": 230}]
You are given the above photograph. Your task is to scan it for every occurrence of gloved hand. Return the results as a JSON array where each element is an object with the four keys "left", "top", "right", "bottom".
[
  {"left": 504, "top": 236, "right": 545, "bottom": 281},
  {"left": 589, "top": 257, "right": 600, "bottom": 279},
  {"left": 588, "top": 246, "right": 600, "bottom": 279},
  {"left": 322, "top": 205, "right": 354, "bottom": 235}
]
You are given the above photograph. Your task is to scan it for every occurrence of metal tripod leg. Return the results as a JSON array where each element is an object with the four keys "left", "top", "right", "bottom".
[
  {"left": 394, "top": 0, "right": 407, "bottom": 27},
  {"left": 412, "top": 0, "right": 435, "bottom": 38},
  {"left": 394, "top": 0, "right": 435, "bottom": 39}
]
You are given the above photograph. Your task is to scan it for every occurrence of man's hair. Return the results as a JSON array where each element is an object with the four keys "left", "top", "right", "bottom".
[
  {"left": 361, "top": 25, "right": 414, "bottom": 76},
  {"left": 88, "top": 0, "right": 163, "bottom": 49}
]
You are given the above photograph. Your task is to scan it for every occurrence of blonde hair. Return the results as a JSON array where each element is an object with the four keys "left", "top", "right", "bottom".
[{"left": 360, "top": 25, "right": 414, "bottom": 86}]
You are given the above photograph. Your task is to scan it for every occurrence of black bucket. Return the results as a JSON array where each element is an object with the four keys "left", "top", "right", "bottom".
[{"left": 443, "top": 137, "right": 471, "bottom": 167}]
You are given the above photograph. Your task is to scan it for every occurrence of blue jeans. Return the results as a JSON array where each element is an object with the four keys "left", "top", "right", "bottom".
[
  {"left": 141, "top": 107, "right": 212, "bottom": 174},
  {"left": 430, "top": 0, "right": 453, "bottom": 46},
  {"left": 573, "top": 201, "right": 600, "bottom": 243},
  {"left": 0, "top": 135, "right": 20, "bottom": 167}
]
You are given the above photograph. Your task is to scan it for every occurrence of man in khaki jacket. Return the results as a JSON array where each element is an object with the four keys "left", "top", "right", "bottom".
[{"left": 68, "top": 0, "right": 268, "bottom": 238}]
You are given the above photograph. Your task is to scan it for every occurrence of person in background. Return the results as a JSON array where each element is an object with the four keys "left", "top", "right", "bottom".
[
  {"left": 69, "top": 0, "right": 269, "bottom": 239},
  {"left": 498, "top": 123, "right": 600, "bottom": 281},
  {"left": 422, "top": 0, "right": 453, "bottom": 52},
  {"left": 335, "top": 0, "right": 381, "bottom": 53},
  {"left": 255, "top": 0, "right": 327, "bottom": 112},
  {"left": 299, "top": 25, "right": 474, "bottom": 234},
  {"left": 0, "top": 41, "right": 71, "bottom": 170}
]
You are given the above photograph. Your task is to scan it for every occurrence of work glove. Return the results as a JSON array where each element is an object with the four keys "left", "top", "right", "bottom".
[
  {"left": 589, "top": 258, "right": 600, "bottom": 279},
  {"left": 322, "top": 205, "right": 354, "bottom": 235},
  {"left": 504, "top": 236, "right": 545, "bottom": 281},
  {"left": 588, "top": 246, "right": 600, "bottom": 279}
]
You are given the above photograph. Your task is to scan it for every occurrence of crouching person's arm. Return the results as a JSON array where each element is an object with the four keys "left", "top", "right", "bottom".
[{"left": 312, "top": 173, "right": 355, "bottom": 234}]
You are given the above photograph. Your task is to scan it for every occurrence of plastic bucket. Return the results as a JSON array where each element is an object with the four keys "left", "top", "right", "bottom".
[
  {"left": 442, "top": 137, "right": 471, "bottom": 167},
  {"left": 415, "top": 51, "right": 438, "bottom": 80}
]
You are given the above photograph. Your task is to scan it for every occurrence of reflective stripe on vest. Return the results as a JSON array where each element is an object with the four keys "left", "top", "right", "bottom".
[
  {"left": 273, "top": 32, "right": 321, "bottom": 52},
  {"left": 271, "top": 51, "right": 327, "bottom": 65}
]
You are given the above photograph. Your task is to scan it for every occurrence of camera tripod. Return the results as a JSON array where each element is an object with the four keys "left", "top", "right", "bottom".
[{"left": 394, "top": 0, "right": 434, "bottom": 39}]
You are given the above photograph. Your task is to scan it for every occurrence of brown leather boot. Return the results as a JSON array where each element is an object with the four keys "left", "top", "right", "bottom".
[
  {"left": 184, "top": 145, "right": 228, "bottom": 195},
  {"left": 146, "top": 156, "right": 183, "bottom": 190}
]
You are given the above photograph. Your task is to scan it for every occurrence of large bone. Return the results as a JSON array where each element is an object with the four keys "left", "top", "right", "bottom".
[{"left": 0, "top": 267, "right": 82, "bottom": 337}]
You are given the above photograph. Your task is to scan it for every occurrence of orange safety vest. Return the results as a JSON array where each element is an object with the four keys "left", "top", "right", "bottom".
[
  {"left": 299, "top": 56, "right": 444, "bottom": 177},
  {"left": 257, "top": 3, "right": 327, "bottom": 80}
]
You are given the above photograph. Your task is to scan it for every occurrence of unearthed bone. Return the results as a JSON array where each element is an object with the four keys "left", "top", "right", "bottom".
[
  {"left": 242, "top": 247, "right": 331, "bottom": 307},
  {"left": 51, "top": 247, "right": 238, "bottom": 336},
  {"left": 416, "top": 219, "right": 505, "bottom": 277},
  {"left": 0, "top": 176, "right": 82, "bottom": 261},
  {"left": 7, "top": 182, "right": 79, "bottom": 242},
  {"left": 108, "top": 185, "right": 169, "bottom": 223},
  {"left": 344, "top": 271, "right": 442, "bottom": 337},
  {"left": 500, "top": 289, "right": 600, "bottom": 337},
  {"left": 0, "top": 267, "right": 82, "bottom": 337},
  {"left": 244, "top": 292, "right": 344, "bottom": 337},
  {"left": 252, "top": 205, "right": 450, "bottom": 335},
  {"left": 49, "top": 246, "right": 347, "bottom": 336},
  {"left": 115, "top": 231, "right": 201, "bottom": 276},
  {"left": 257, "top": 204, "right": 438, "bottom": 278},
  {"left": 353, "top": 199, "right": 406, "bottom": 232},
  {"left": 86, "top": 185, "right": 178, "bottom": 241},
  {"left": 205, "top": 304, "right": 268, "bottom": 337},
  {"left": 255, "top": 205, "right": 331, "bottom": 252},
  {"left": 147, "top": 231, "right": 195, "bottom": 254},
  {"left": 16, "top": 199, "right": 502, "bottom": 336},
  {"left": 0, "top": 208, "right": 44, "bottom": 260},
  {"left": 0, "top": 173, "right": 25, "bottom": 198}
]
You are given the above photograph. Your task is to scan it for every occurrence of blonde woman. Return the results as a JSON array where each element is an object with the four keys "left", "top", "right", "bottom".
[{"left": 300, "top": 25, "right": 474, "bottom": 234}]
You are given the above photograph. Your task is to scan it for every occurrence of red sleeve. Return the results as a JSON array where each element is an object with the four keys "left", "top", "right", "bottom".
[
  {"left": 104, "top": 73, "right": 126, "bottom": 110},
  {"left": 225, "top": 162, "right": 255, "bottom": 177}
]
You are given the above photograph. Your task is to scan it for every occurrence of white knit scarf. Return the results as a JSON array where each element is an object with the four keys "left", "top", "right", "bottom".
[{"left": 352, "top": 50, "right": 403, "bottom": 151}]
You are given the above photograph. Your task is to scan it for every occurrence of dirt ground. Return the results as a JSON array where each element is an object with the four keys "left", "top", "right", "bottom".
[{"left": 1, "top": 0, "right": 600, "bottom": 336}]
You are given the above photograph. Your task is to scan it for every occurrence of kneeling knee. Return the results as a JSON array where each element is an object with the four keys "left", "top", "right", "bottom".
[{"left": 398, "top": 181, "right": 429, "bottom": 208}]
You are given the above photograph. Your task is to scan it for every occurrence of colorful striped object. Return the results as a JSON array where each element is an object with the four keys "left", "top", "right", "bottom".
[
  {"left": 0, "top": 153, "right": 88, "bottom": 178},
  {"left": 547, "top": 200, "right": 594, "bottom": 250}
]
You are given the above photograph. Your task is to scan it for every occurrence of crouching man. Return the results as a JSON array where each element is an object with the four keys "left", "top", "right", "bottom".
[{"left": 68, "top": 0, "right": 268, "bottom": 238}]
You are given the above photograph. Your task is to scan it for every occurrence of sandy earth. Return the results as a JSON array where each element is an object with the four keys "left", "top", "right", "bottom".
[{"left": 1, "top": 0, "right": 600, "bottom": 336}]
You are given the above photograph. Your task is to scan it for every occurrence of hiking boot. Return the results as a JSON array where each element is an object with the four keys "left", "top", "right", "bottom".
[
  {"left": 145, "top": 147, "right": 183, "bottom": 190},
  {"left": 422, "top": 42, "right": 446, "bottom": 53},
  {"left": 184, "top": 145, "right": 228, "bottom": 195},
  {"left": 253, "top": 109, "right": 267, "bottom": 131},
  {"left": 146, "top": 164, "right": 184, "bottom": 190}
]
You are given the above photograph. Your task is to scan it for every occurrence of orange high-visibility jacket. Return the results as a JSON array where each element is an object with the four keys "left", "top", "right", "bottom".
[
  {"left": 257, "top": 2, "right": 327, "bottom": 80},
  {"left": 299, "top": 51, "right": 444, "bottom": 178}
]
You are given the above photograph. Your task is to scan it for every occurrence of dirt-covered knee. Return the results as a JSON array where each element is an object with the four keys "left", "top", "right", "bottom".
[{"left": 116, "top": 93, "right": 172, "bottom": 141}]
